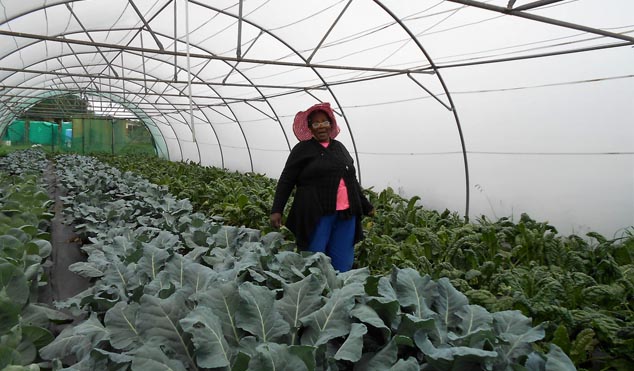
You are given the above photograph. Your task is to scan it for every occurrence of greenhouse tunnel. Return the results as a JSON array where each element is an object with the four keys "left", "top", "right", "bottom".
[{"left": 0, "top": 0, "right": 632, "bottom": 237}]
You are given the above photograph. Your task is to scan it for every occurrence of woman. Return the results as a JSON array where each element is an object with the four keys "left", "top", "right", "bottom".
[{"left": 270, "top": 102, "right": 374, "bottom": 272}]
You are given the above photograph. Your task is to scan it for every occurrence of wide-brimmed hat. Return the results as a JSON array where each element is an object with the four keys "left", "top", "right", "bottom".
[{"left": 292, "top": 102, "right": 340, "bottom": 141}]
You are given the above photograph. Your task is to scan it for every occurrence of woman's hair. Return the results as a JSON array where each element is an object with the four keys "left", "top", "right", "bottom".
[{"left": 307, "top": 109, "right": 327, "bottom": 126}]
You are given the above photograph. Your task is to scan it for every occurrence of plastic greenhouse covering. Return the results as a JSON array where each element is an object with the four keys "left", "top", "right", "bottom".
[{"left": 0, "top": 0, "right": 632, "bottom": 237}]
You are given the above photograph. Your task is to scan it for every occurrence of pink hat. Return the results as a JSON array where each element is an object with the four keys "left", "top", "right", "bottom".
[{"left": 292, "top": 102, "right": 340, "bottom": 141}]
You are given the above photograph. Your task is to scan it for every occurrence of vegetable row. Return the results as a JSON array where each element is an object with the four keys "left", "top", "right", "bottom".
[
  {"left": 97, "top": 152, "right": 634, "bottom": 370},
  {"left": 30, "top": 150, "right": 572, "bottom": 370},
  {"left": 0, "top": 150, "right": 72, "bottom": 371}
]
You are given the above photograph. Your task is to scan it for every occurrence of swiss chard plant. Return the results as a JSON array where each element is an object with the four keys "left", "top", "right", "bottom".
[
  {"left": 0, "top": 149, "right": 72, "bottom": 370},
  {"left": 357, "top": 188, "right": 634, "bottom": 370}
]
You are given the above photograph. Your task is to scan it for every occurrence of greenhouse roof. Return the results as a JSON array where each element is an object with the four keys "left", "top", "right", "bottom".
[{"left": 1, "top": 0, "right": 633, "bottom": 236}]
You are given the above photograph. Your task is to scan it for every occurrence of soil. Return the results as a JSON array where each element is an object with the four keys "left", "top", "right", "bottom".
[{"left": 39, "top": 161, "right": 90, "bottom": 330}]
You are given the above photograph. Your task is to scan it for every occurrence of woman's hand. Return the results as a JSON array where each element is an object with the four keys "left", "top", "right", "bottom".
[
  {"left": 270, "top": 212, "right": 282, "bottom": 228},
  {"left": 367, "top": 208, "right": 375, "bottom": 217}
]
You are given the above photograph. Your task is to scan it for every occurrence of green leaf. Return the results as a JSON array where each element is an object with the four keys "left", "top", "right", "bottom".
[
  {"left": 143, "top": 270, "right": 173, "bottom": 297},
  {"left": 130, "top": 337, "right": 188, "bottom": 371},
  {"left": 210, "top": 226, "right": 240, "bottom": 248},
  {"left": 193, "top": 281, "right": 243, "bottom": 346},
  {"left": 569, "top": 328, "right": 594, "bottom": 365},
  {"left": 104, "top": 301, "right": 142, "bottom": 350},
  {"left": 448, "top": 304, "right": 494, "bottom": 346},
  {"left": 15, "top": 338, "right": 37, "bottom": 365},
  {"left": 350, "top": 304, "right": 391, "bottom": 340},
  {"left": 334, "top": 323, "right": 367, "bottom": 362},
  {"left": 390, "top": 268, "right": 436, "bottom": 319},
  {"left": 137, "top": 243, "right": 171, "bottom": 281},
  {"left": 30, "top": 239, "right": 52, "bottom": 259},
  {"left": 357, "top": 337, "right": 399, "bottom": 371},
  {"left": 338, "top": 267, "right": 370, "bottom": 287},
  {"left": 303, "top": 253, "right": 338, "bottom": 290},
  {"left": 136, "top": 292, "right": 195, "bottom": 368},
  {"left": 414, "top": 332, "right": 498, "bottom": 370},
  {"left": 21, "top": 303, "right": 73, "bottom": 328},
  {"left": 300, "top": 282, "right": 363, "bottom": 346},
  {"left": 276, "top": 275, "right": 324, "bottom": 345},
  {"left": 0, "top": 291, "right": 21, "bottom": 333},
  {"left": 435, "top": 278, "right": 469, "bottom": 342},
  {"left": 492, "top": 311, "right": 545, "bottom": 363},
  {"left": 0, "top": 235, "right": 23, "bottom": 255},
  {"left": 68, "top": 262, "right": 104, "bottom": 278},
  {"left": 235, "top": 282, "right": 290, "bottom": 343},
  {"left": 39, "top": 313, "right": 107, "bottom": 361},
  {"left": 545, "top": 344, "right": 575, "bottom": 371},
  {"left": 21, "top": 325, "right": 54, "bottom": 349},
  {"left": 180, "top": 306, "right": 235, "bottom": 369},
  {"left": 366, "top": 276, "right": 401, "bottom": 330},
  {"left": 147, "top": 230, "right": 182, "bottom": 250},
  {"left": 288, "top": 345, "right": 316, "bottom": 371},
  {"left": 395, "top": 314, "right": 435, "bottom": 345},
  {"left": 0, "top": 262, "right": 29, "bottom": 310},
  {"left": 551, "top": 324, "right": 571, "bottom": 354},
  {"left": 248, "top": 343, "right": 308, "bottom": 371},
  {"left": 23, "top": 262, "right": 41, "bottom": 282},
  {"left": 92, "top": 347, "right": 134, "bottom": 365},
  {"left": 165, "top": 256, "right": 217, "bottom": 296},
  {"left": 0, "top": 346, "right": 21, "bottom": 369},
  {"left": 388, "top": 357, "right": 419, "bottom": 371},
  {"left": 232, "top": 351, "right": 252, "bottom": 371},
  {"left": 525, "top": 352, "right": 546, "bottom": 369},
  {"left": 101, "top": 255, "right": 139, "bottom": 294}
]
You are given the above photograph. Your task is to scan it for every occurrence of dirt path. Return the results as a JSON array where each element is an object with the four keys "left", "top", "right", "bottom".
[{"left": 40, "top": 160, "right": 90, "bottom": 312}]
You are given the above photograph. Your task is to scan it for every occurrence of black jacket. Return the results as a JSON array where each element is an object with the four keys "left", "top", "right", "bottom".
[{"left": 271, "top": 138, "right": 373, "bottom": 249}]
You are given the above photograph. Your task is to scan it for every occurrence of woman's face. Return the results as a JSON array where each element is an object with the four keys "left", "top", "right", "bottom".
[{"left": 309, "top": 111, "right": 331, "bottom": 142}]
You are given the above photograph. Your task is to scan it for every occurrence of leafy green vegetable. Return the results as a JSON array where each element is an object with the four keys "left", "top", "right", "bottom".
[{"left": 28, "top": 152, "right": 594, "bottom": 370}]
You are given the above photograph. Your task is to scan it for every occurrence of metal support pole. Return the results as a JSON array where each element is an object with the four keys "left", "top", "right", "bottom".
[
  {"left": 174, "top": 0, "right": 178, "bottom": 81},
  {"left": 237, "top": 0, "right": 243, "bottom": 59},
  {"left": 184, "top": 0, "right": 197, "bottom": 145},
  {"left": 82, "top": 118, "right": 85, "bottom": 154},
  {"left": 111, "top": 118, "right": 115, "bottom": 155},
  {"left": 25, "top": 119, "right": 30, "bottom": 146}
]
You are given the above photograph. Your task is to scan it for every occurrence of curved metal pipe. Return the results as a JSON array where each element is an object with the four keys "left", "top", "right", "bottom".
[
  {"left": 0, "top": 47, "right": 228, "bottom": 166},
  {"left": 197, "top": 2, "right": 365, "bottom": 183},
  {"left": 374, "top": 0, "right": 471, "bottom": 219}
]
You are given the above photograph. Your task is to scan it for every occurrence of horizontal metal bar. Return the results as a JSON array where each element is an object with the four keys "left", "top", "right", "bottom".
[
  {"left": 2, "top": 97, "right": 225, "bottom": 108},
  {"left": 0, "top": 29, "right": 433, "bottom": 75},
  {"left": 431, "top": 41, "right": 632, "bottom": 70},
  {"left": 0, "top": 66, "right": 324, "bottom": 90},
  {"left": 0, "top": 85, "right": 261, "bottom": 101},
  {"left": 446, "top": 0, "right": 634, "bottom": 43}
]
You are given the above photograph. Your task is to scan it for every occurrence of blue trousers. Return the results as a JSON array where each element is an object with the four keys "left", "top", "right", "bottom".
[{"left": 307, "top": 212, "right": 356, "bottom": 272}]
